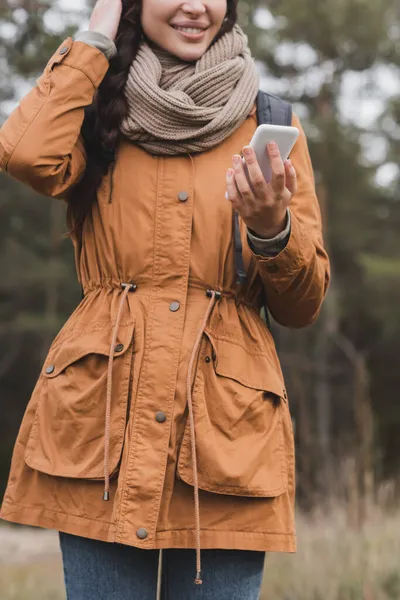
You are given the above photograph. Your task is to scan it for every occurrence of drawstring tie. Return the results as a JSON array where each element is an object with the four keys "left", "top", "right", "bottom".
[
  {"left": 101, "top": 283, "right": 221, "bottom": 586},
  {"left": 186, "top": 289, "right": 221, "bottom": 585},
  {"left": 103, "top": 283, "right": 136, "bottom": 502}
]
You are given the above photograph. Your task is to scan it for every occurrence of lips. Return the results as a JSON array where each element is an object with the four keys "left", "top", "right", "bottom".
[
  {"left": 170, "top": 23, "right": 209, "bottom": 31},
  {"left": 170, "top": 25, "right": 209, "bottom": 42}
]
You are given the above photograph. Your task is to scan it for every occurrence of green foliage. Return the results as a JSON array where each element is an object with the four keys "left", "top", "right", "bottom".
[
  {"left": 0, "top": 0, "right": 83, "bottom": 497},
  {"left": 0, "top": 0, "right": 399, "bottom": 502},
  {"left": 243, "top": 0, "right": 400, "bottom": 492}
]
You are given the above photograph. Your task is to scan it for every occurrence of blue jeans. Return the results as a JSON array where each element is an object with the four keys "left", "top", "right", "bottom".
[{"left": 59, "top": 532, "right": 265, "bottom": 600}]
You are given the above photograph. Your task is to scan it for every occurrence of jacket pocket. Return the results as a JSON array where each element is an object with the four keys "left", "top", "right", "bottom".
[
  {"left": 177, "top": 331, "right": 289, "bottom": 497},
  {"left": 24, "top": 319, "right": 135, "bottom": 479}
]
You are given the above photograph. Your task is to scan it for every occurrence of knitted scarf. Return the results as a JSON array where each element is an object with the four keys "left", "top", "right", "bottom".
[{"left": 120, "top": 24, "right": 260, "bottom": 155}]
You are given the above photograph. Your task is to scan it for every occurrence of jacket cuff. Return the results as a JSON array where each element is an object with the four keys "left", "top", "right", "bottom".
[
  {"left": 74, "top": 31, "right": 117, "bottom": 61},
  {"left": 46, "top": 38, "right": 110, "bottom": 90},
  {"left": 252, "top": 211, "right": 307, "bottom": 294},
  {"left": 247, "top": 209, "right": 291, "bottom": 257}
]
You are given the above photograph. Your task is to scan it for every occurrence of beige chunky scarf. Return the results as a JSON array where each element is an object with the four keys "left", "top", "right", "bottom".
[{"left": 120, "top": 24, "right": 260, "bottom": 155}]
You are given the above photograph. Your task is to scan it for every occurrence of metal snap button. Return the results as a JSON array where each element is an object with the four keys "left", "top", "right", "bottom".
[
  {"left": 45, "top": 365, "right": 55, "bottom": 374},
  {"left": 169, "top": 301, "right": 180, "bottom": 312},
  {"left": 155, "top": 411, "right": 167, "bottom": 423},
  {"left": 59, "top": 47, "right": 69, "bottom": 55},
  {"left": 114, "top": 343, "right": 124, "bottom": 353},
  {"left": 136, "top": 528, "right": 148, "bottom": 540},
  {"left": 178, "top": 191, "right": 188, "bottom": 202}
]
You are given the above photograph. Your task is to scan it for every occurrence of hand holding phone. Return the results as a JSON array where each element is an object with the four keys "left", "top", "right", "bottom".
[
  {"left": 226, "top": 125, "right": 299, "bottom": 239},
  {"left": 247, "top": 124, "right": 299, "bottom": 183}
]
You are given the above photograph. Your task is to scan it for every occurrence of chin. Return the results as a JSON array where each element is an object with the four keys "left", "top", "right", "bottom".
[{"left": 174, "top": 46, "right": 208, "bottom": 62}]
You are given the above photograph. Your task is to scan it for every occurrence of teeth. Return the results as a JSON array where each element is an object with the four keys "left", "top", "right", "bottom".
[{"left": 174, "top": 27, "right": 204, "bottom": 34}]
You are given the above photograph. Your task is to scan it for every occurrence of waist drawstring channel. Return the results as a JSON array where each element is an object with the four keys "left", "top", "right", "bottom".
[
  {"left": 186, "top": 289, "right": 221, "bottom": 585},
  {"left": 103, "top": 282, "right": 136, "bottom": 502}
]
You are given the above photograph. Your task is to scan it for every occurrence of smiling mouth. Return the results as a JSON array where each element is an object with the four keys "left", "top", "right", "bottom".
[
  {"left": 171, "top": 25, "right": 209, "bottom": 38},
  {"left": 173, "top": 26, "right": 206, "bottom": 33}
]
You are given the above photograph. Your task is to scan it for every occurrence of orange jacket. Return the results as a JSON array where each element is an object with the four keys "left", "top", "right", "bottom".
[{"left": 0, "top": 39, "right": 329, "bottom": 565}]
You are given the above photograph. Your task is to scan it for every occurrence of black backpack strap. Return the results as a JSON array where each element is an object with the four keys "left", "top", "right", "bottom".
[
  {"left": 256, "top": 90, "right": 292, "bottom": 127},
  {"left": 232, "top": 92, "right": 292, "bottom": 333},
  {"left": 233, "top": 91, "right": 293, "bottom": 293},
  {"left": 234, "top": 211, "right": 247, "bottom": 286},
  {"left": 255, "top": 91, "right": 292, "bottom": 332}
]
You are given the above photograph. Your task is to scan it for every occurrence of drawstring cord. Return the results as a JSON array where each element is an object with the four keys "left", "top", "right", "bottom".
[
  {"left": 186, "top": 289, "right": 221, "bottom": 585},
  {"left": 101, "top": 282, "right": 221, "bottom": 587},
  {"left": 103, "top": 283, "right": 136, "bottom": 502}
]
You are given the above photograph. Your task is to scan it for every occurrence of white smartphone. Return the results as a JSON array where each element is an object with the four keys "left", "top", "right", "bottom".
[{"left": 247, "top": 124, "right": 299, "bottom": 183}]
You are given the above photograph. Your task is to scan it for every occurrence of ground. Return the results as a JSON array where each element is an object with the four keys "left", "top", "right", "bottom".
[{"left": 1, "top": 507, "right": 400, "bottom": 599}]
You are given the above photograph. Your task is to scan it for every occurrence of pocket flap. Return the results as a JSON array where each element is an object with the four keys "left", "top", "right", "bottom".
[
  {"left": 43, "top": 318, "right": 134, "bottom": 379},
  {"left": 25, "top": 318, "right": 135, "bottom": 479},
  {"left": 177, "top": 330, "right": 290, "bottom": 498},
  {"left": 207, "top": 330, "right": 285, "bottom": 400}
]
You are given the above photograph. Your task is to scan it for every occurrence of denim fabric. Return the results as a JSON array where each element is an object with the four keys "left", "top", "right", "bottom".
[{"left": 59, "top": 532, "right": 265, "bottom": 600}]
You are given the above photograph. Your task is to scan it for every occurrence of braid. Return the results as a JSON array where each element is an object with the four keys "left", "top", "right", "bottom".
[
  {"left": 67, "top": 0, "right": 238, "bottom": 240},
  {"left": 95, "top": 2, "right": 142, "bottom": 149},
  {"left": 67, "top": 0, "right": 142, "bottom": 239}
]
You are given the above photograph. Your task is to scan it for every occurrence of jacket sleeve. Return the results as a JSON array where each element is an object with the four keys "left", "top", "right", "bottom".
[
  {"left": 247, "top": 208, "right": 291, "bottom": 256},
  {"left": 75, "top": 31, "right": 117, "bottom": 60},
  {"left": 249, "top": 113, "right": 330, "bottom": 328},
  {"left": 0, "top": 38, "right": 109, "bottom": 198}
]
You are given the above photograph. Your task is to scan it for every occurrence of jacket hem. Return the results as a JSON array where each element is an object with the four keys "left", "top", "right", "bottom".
[
  {"left": 0, "top": 502, "right": 296, "bottom": 552},
  {"left": 154, "top": 528, "right": 296, "bottom": 552}
]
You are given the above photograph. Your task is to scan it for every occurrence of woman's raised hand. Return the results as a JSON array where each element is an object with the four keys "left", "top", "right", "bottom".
[
  {"left": 226, "top": 143, "right": 297, "bottom": 239},
  {"left": 88, "top": 0, "right": 123, "bottom": 42}
]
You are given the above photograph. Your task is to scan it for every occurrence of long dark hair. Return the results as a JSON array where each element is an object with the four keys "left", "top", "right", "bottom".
[{"left": 67, "top": 0, "right": 239, "bottom": 240}]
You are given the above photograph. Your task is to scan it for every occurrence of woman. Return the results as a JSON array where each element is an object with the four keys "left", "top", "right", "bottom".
[{"left": 0, "top": 0, "right": 330, "bottom": 598}]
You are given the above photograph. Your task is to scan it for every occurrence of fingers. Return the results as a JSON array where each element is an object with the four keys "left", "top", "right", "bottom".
[
  {"left": 267, "top": 142, "right": 286, "bottom": 197},
  {"left": 285, "top": 159, "right": 297, "bottom": 196},
  {"left": 242, "top": 146, "right": 268, "bottom": 196},
  {"left": 231, "top": 154, "right": 254, "bottom": 203},
  {"left": 89, "top": 0, "right": 122, "bottom": 41},
  {"left": 226, "top": 168, "right": 244, "bottom": 212},
  {"left": 226, "top": 145, "right": 297, "bottom": 215}
]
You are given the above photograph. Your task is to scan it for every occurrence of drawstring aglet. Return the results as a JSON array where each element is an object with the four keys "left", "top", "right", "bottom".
[
  {"left": 103, "top": 491, "right": 110, "bottom": 501},
  {"left": 195, "top": 572, "right": 203, "bottom": 585}
]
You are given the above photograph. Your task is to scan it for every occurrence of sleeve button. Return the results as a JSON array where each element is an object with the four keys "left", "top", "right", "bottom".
[{"left": 59, "top": 47, "right": 69, "bottom": 55}]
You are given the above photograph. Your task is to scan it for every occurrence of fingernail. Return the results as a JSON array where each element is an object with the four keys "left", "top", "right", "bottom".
[
  {"left": 286, "top": 159, "right": 292, "bottom": 167},
  {"left": 233, "top": 155, "right": 241, "bottom": 165},
  {"left": 268, "top": 141, "right": 278, "bottom": 151},
  {"left": 227, "top": 168, "right": 234, "bottom": 178},
  {"left": 243, "top": 146, "right": 252, "bottom": 157}
]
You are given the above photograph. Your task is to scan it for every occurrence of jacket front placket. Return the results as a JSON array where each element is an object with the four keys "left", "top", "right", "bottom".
[{"left": 115, "top": 154, "right": 194, "bottom": 546}]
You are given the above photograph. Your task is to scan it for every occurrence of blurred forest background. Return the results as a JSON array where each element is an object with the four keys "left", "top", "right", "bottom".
[{"left": 0, "top": 0, "right": 399, "bottom": 598}]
